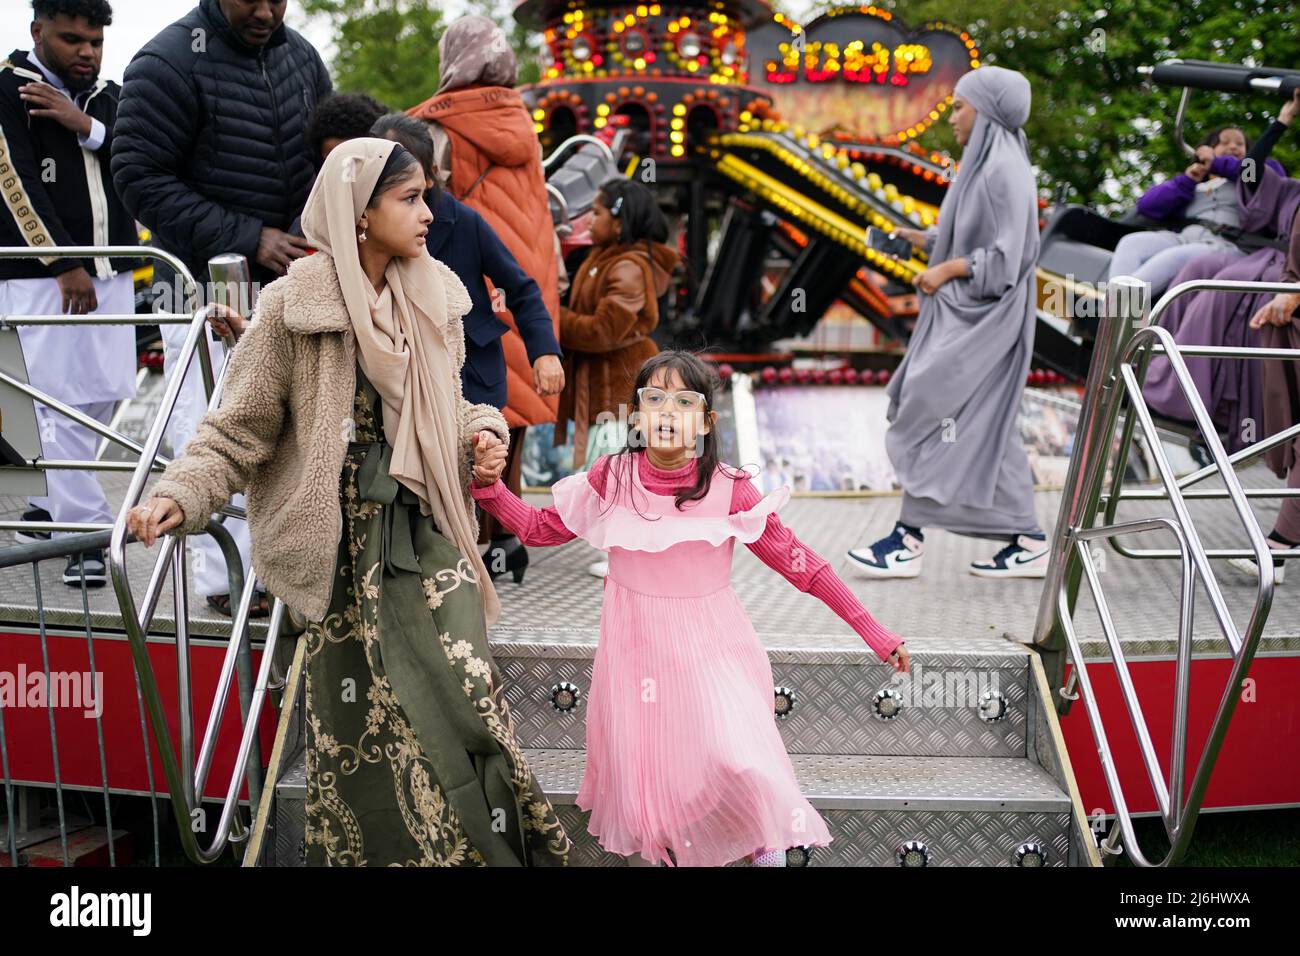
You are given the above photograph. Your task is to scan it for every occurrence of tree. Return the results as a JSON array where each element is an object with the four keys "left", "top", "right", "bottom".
[
  {"left": 299, "top": 0, "right": 540, "bottom": 110},
  {"left": 299, "top": 0, "right": 446, "bottom": 110},
  {"left": 894, "top": 0, "right": 1299, "bottom": 209}
]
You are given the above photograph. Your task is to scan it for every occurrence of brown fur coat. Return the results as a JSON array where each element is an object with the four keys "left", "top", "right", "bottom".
[{"left": 151, "top": 251, "right": 510, "bottom": 622}]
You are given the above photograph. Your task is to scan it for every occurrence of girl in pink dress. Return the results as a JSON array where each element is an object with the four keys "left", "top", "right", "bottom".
[{"left": 470, "top": 351, "right": 911, "bottom": 866}]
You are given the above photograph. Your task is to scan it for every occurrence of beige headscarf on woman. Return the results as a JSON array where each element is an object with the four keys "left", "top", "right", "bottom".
[
  {"left": 300, "top": 137, "right": 500, "bottom": 627},
  {"left": 435, "top": 14, "right": 518, "bottom": 93}
]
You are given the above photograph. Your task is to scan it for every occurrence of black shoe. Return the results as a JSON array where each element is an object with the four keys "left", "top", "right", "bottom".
[
  {"left": 14, "top": 507, "right": 53, "bottom": 545},
  {"left": 484, "top": 537, "right": 529, "bottom": 584},
  {"left": 847, "top": 522, "right": 924, "bottom": 578},
  {"left": 63, "top": 549, "right": 107, "bottom": 587}
]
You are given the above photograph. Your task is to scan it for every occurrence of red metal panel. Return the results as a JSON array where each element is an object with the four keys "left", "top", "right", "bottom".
[
  {"left": 1060, "top": 655, "right": 1300, "bottom": 815},
  {"left": 0, "top": 628, "right": 276, "bottom": 801}
]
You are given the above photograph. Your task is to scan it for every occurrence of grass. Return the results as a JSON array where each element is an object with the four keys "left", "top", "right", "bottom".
[{"left": 1111, "top": 807, "right": 1300, "bottom": 866}]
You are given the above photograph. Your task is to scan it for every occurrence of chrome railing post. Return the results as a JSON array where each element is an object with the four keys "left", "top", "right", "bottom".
[
  {"left": 1034, "top": 275, "right": 1150, "bottom": 702},
  {"left": 1033, "top": 273, "right": 1298, "bottom": 865},
  {"left": 4, "top": 242, "right": 284, "bottom": 864}
]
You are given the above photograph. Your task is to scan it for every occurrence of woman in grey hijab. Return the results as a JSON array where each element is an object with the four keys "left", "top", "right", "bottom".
[{"left": 848, "top": 66, "right": 1049, "bottom": 580}]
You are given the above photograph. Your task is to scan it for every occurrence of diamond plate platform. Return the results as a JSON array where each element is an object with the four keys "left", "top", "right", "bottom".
[
  {"left": 6, "top": 467, "right": 1296, "bottom": 662},
  {"left": 526, "top": 749, "right": 1069, "bottom": 810},
  {"left": 14, "top": 450, "right": 1288, "bottom": 868},
  {"left": 496, "top": 640, "right": 1032, "bottom": 757},
  {"left": 270, "top": 748, "right": 1071, "bottom": 867},
  {"left": 548, "top": 806, "right": 1071, "bottom": 867},
  {"left": 269, "top": 750, "right": 307, "bottom": 868}
]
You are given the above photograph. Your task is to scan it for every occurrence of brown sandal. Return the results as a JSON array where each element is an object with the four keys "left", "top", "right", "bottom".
[
  {"left": 206, "top": 591, "right": 272, "bottom": 618},
  {"left": 249, "top": 589, "right": 271, "bottom": 619}
]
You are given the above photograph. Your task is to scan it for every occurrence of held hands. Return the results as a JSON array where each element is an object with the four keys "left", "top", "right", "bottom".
[
  {"left": 126, "top": 497, "right": 185, "bottom": 548},
  {"left": 1249, "top": 292, "right": 1300, "bottom": 330},
  {"left": 473, "top": 431, "right": 508, "bottom": 486},
  {"left": 1185, "top": 160, "right": 1210, "bottom": 182}
]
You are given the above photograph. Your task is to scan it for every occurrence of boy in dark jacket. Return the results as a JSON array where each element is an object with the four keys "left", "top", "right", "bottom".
[
  {"left": 369, "top": 113, "right": 562, "bottom": 413},
  {"left": 372, "top": 113, "right": 562, "bottom": 582}
]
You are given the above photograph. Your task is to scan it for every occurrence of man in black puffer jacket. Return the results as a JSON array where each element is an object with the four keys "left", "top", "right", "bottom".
[
  {"left": 111, "top": 0, "right": 331, "bottom": 618},
  {"left": 111, "top": 0, "right": 332, "bottom": 291}
]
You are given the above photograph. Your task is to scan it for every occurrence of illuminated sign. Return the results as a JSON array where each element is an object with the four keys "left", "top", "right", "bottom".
[
  {"left": 767, "top": 39, "right": 934, "bottom": 85},
  {"left": 747, "top": 8, "right": 978, "bottom": 140}
]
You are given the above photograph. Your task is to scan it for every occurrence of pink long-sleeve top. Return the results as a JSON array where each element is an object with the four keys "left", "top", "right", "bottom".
[{"left": 471, "top": 453, "right": 904, "bottom": 660}]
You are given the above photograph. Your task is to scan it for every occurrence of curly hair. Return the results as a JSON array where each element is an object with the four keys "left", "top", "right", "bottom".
[
  {"left": 32, "top": 0, "right": 113, "bottom": 26},
  {"left": 306, "top": 93, "right": 391, "bottom": 161}
]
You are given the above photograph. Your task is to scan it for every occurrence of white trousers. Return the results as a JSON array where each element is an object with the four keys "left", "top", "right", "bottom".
[
  {"left": 28, "top": 400, "right": 117, "bottom": 532},
  {"left": 5, "top": 273, "right": 137, "bottom": 538}
]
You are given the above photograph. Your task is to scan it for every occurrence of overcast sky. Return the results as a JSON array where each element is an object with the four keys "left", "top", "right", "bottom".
[
  {"left": 1, "top": 0, "right": 823, "bottom": 83},
  {"left": 1, "top": 0, "right": 330, "bottom": 82}
]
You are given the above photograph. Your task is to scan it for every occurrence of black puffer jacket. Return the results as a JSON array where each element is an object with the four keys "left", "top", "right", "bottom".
[{"left": 111, "top": 0, "right": 331, "bottom": 285}]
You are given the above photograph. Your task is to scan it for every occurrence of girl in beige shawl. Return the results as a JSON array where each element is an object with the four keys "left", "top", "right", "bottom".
[{"left": 127, "top": 138, "right": 571, "bottom": 866}]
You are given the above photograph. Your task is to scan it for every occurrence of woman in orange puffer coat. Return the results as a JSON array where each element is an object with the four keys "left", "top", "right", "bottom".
[{"left": 408, "top": 14, "right": 566, "bottom": 583}]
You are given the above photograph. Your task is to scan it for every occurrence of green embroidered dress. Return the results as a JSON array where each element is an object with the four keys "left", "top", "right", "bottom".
[{"left": 302, "top": 370, "right": 571, "bottom": 866}]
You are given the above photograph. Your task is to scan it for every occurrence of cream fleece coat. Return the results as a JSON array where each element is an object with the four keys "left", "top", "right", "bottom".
[{"left": 151, "top": 251, "right": 510, "bottom": 623}]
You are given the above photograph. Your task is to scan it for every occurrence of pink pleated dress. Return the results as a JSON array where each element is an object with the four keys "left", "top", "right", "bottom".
[{"left": 548, "top": 454, "right": 834, "bottom": 866}]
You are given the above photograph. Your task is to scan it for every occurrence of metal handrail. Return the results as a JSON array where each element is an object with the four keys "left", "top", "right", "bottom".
[
  {"left": 106, "top": 270, "right": 275, "bottom": 863},
  {"left": 1033, "top": 273, "right": 1298, "bottom": 865},
  {"left": 1100, "top": 279, "right": 1300, "bottom": 560},
  {"left": 1, "top": 244, "right": 275, "bottom": 864},
  {"left": 542, "top": 133, "right": 615, "bottom": 173}
]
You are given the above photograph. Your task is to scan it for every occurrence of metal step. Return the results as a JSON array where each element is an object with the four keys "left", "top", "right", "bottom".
[
  {"left": 268, "top": 747, "right": 307, "bottom": 867},
  {"left": 536, "top": 748, "right": 1070, "bottom": 867},
  {"left": 268, "top": 747, "right": 1071, "bottom": 867},
  {"left": 493, "top": 635, "right": 1033, "bottom": 758}
]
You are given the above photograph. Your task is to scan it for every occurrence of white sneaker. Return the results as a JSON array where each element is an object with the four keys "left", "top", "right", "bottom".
[
  {"left": 1227, "top": 540, "right": 1288, "bottom": 585},
  {"left": 847, "top": 524, "right": 924, "bottom": 579},
  {"left": 587, "top": 558, "right": 609, "bottom": 578},
  {"left": 970, "top": 535, "right": 1050, "bottom": 578}
]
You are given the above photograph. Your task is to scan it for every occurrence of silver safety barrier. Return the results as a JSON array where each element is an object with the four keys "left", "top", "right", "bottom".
[
  {"left": 0, "top": 244, "right": 283, "bottom": 865},
  {"left": 1033, "top": 273, "right": 1300, "bottom": 866}
]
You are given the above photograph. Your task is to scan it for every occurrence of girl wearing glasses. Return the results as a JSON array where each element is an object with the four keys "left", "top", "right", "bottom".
[{"left": 471, "top": 350, "right": 911, "bottom": 867}]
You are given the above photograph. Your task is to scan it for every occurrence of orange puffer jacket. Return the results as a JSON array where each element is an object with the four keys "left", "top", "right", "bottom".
[{"left": 410, "top": 85, "right": 561, "bottom": 429}]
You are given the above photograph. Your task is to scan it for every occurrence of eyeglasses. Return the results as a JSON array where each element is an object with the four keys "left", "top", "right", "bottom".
[{"left": 637, "top": 386, "right": 707, "bottom": 411}]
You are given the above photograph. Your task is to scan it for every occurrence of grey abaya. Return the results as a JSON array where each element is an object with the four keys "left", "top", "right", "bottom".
[{"left": 884, "top": 66, "right": 1042, "bottom": 538}]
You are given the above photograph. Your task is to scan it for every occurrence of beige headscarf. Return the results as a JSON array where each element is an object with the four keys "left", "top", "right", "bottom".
[
  {"left": 436, "top": 14, "right": 518, "bottom": 93},
  {"left": 300, "top": 137, "right": 500, "bottom": 627}
]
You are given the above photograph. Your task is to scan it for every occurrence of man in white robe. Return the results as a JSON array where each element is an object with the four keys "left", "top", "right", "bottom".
[{"left": 2, "top": 1, "right": 137, "bottom": 586}]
